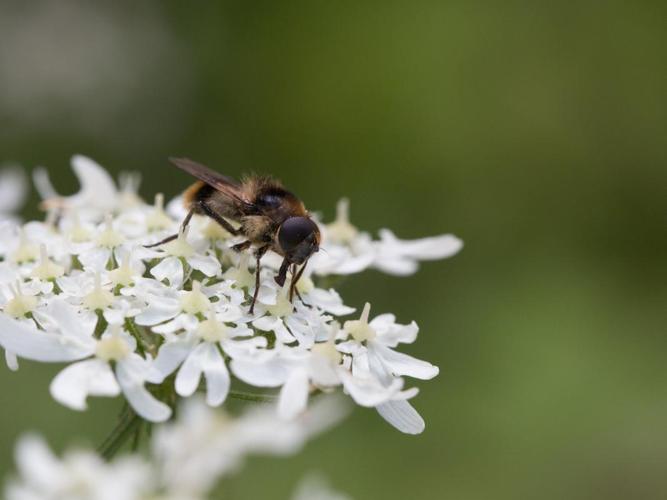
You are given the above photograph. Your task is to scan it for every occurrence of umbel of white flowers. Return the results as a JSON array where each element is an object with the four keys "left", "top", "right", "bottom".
[
  {"left": 0, "top": 155, "right": 462, "bottom": 434},
  {"left": 6, "top": 396, "right": 352, "bottom": 500}
]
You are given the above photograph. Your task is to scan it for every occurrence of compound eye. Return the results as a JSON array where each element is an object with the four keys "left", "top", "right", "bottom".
[{"left": 278, "top": 217, "right": 316, "bottom": 253}]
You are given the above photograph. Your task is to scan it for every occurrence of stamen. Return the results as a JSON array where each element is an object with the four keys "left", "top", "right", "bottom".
[
  {"left": 12, "top": 229, "right": 39, "bottom": 263},
  {"left": 343, "top": 302, "right": 376, "bottom": 342},
  {"left": 83, "top": 273, "right": 114, "bottom": 311},
  {"left": 223, "top": 254, "right": 254, "bottom": 289},
  {"left": 165, "top": 226, "right": 194, "bottom": 258},
  {"left": 326, "top": 198, "right": 358, "bottom": 244},
  {"left": 31, "top": 244, "right": 65, "bottom": 280},
  {"left": 109, "top": 252, "right": 134, "bottom": 287},
  {"left": 96, "top": 215, "right": 124, "bottom": 248},
  {"left": 146, "top": 193, "right": 173, "bottom": 231},
  {"left": 69, "top": 211, "right": 92, "bottom": 242}
]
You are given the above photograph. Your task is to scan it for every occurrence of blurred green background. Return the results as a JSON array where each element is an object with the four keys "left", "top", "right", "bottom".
[{"left": 1, "top": 1, "right": 666, "bottom": 499}]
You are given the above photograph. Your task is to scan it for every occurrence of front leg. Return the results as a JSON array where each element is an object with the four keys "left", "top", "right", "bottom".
[
  {"left": 289, "top": 261, "right": 308, "bottom": 303},
  {"left": 249, "top": 245, "right": 270, "bottom": 314}
]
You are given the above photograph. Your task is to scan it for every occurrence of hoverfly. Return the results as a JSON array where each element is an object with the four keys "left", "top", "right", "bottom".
[{"left": 147, "top": 158, "right": 320, "bottom": 314}]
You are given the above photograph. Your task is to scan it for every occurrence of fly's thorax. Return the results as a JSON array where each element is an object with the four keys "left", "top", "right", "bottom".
[{"left": 240, "top": 215, "right": 277, "bottom": 245}]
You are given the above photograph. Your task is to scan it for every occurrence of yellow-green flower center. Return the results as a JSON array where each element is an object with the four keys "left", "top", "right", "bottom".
[
  {"left": 180, "top": 281, "right": 210, "bottom": 314},
  {"left": 267, "top": 288, "right": 293, "bottom": 317},
  {"left": 95, "top": 335, "right": 130, "bottom": 361},
  {"left": 197, "top": 311, "right": 231, "bottom": 343},
  {"left": 4, "top": 283, "right": 37, "bottom": 318},
  {"left": 224, "top": 255, "right": 254, "bottom": 290}
]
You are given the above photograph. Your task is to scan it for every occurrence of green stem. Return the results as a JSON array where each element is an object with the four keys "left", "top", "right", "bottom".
[
  {"left": 228, "top": 390, "right": 277, "bottom": 403},
  {"left": 131, "top": 419, "right": 144, "bottom": 452},
  {"left": 93, "top": 310, "right": 107, "bottom": 339},
  {"left": 124, "top": 318, "right": 147, "bottom": 357},
  {"left": 97, "top": 409, "right": 142, "bottom": 460}
]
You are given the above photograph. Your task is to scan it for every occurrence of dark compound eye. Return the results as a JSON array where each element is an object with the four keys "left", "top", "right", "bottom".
[{"left": 278, "top": 217, "right": 317, "bottom": 253}]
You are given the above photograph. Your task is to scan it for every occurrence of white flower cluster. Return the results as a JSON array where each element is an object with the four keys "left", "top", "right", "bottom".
[
  {"left": 6, "top": 396, "right": 349, "bottom": 500},
  {"left": 0, "top": 155, "right": 462, "bottom": 433}
]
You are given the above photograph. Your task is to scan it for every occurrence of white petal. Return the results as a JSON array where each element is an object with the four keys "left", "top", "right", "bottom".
[
  {"left": 49, "top": 359, "right": 120, "bottom": 410},
  {"left": 291, "top": 475, "right": 352, "bottom": 500},
  {"left": 39, "top": 298, "right": 97, "bottom": 341},
  {"left": 14, "top": 434, "right": 61, "bottom": 487},
  {"left": 78, "top": 247, "right": 111, "bottom": 272},
  {"left": 116, "top": 358, "right": 171, "bottom": 422},
  {"left": 230, "top": 357, "right": 289, "bottom": 387},
  {"left": 376, "top": 399, "right": 425, "bottom": 434},
  {"left": 379, "top": 229, "right": 463, "bottom": 260},
  {"left": 0, "top": 315, "right": 92, "bottom": 362},
  {"left": 278, "top": 367, "right": 310, "bottom": 419},
  {"left": 371, "top": 315, "right": 418, "bottom": 346},
  {"left": 252, "top": 315, "right": 281, "bottom": 332},
  {"left": 283, "top": 315, "right": 315, "bottom": 347},
  {"left": 200, "top": 344, "right": 230, "bottom": 406},
  {"left": 338, "top": 369, "right": 403, "bottom": 407},
  {"left": 187, "top": 254, "right": 221, "bottom": 277},
  {"left": 370, "top": 342, "right": 439, "bottom": 380},
  {"left": 150, "top": 257, "right": 183, "bottom": 287},
  {"left": 310, "top": 247, "right": 374, "bottom": 276},
  {"left": 220, "top": 336, "right": 267, "bottom": 358},
  {"left": 146, "top": 340, "right": 195, "bottom": 383},
  {"left": 134, "top": 299, "right": 180, "bottom": 326},
  {"left": 372, "top": 256, "right": 418, "bottom": 275},
  {"left": 256, "top": 282, "right": 278, "bottom": 305},
  {"left": 253, "top": 316, "right": 295, "bottom": 344},
  {"left": 373, "top": 230, "right": 463, "bottom": 275},
  {"left": 5, "top": 350, "right": 18, "bottom": 371},
  {"left": 309, "top": 355, "right": 340, "bottom": 388},
  {"left": 32, "top": 167, "right": 58, "bottom": 200},
  {"left": 0, "top": 168, "right": 27, "bottom": 213},
  {"left": 69, "top": 155, "right": 118, "bottom": 211},
  {"left": 334, "top": 252, "right": 375, "bottom": 275},
  {"left": 166, "top": 194, "right": 187, "bottom": 219},
  {"left": 306, "top": 288, "right": 355, "bottom": 316},
  {"left": 175, "top": 344, "right": 207, "bottom": 397}
]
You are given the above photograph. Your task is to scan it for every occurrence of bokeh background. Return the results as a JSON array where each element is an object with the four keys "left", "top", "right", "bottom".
[{"left": 1, "top": 1, "right": 666, "bottom": 499}]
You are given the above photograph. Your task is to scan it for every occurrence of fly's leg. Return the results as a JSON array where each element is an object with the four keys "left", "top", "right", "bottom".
[
  {"left": 289, "top": 261, "right": 308, "bottom": 303},
  {"left": 232, "top": 240, "right": 252, "bottom": 252},
  {"left": 144, "top": 208, "right": 195, "bottom": 248},
  {"left": 198, "top": 201, "right": 240, "bottom": 236},
  {"left": 249, "top": 245, "right": 269, "bottom": 315},
  {"left": 275, "top": 258, "right": 290, "bottom": 287}
]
